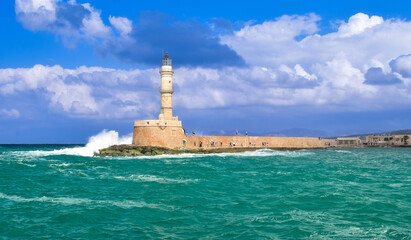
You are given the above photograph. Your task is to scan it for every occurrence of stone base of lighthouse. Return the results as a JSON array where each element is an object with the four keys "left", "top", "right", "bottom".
[{"left": 132, "top": 118, "right": 186, "bottom": 149}]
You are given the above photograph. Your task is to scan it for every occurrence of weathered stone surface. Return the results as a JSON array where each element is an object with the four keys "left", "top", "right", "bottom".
[{"left": 132, "top": 122, "right": 185, "bottom": 148}]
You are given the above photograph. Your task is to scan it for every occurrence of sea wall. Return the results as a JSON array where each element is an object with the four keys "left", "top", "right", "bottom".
[
  {"left": 133, "top": 121, "right": 332, "bottom": 149},
  {"left": 184, "top": 136, "right": 328, "bottom": 149}
]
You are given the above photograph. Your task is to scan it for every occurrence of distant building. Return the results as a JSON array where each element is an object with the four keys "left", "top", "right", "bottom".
[
  {"left": 365, "top": 135, "right": 409, "bottom": 146},
  {"left": 336, "top": 137, "right": 362, "bottom": 147},
  {"left": 365, "top": 135, "right": 385, "bottom": 145}
]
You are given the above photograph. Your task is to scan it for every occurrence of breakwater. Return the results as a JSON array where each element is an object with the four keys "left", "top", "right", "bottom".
[{"left": 95, "top": 143, "right": 328, "bottom": 157}]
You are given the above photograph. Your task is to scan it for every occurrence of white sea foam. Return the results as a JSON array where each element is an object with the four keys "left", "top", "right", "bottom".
[
  {"left": 49, "top": 163, "right": 72, "bottom": 167},
  {"left": 25, "top": 130, "right": 132, "bottom": 157},
  {"left": 388, "top": 183, "right": 403, "bottom": 188},
  {"left": 16, "top": 161, "right": 37, "bottom": 167},
  {"left": 330, "top": 149, "right": 352, "bottom": 153},
  {"left": 113, "top": 149, "right": 314, "bottom": 160},
  {"left": 53, "top": 168, "right": 89, "bottom": 177},
  {"left": 113, "top": 174, "right": 197, "bottom": 184},
  {"left": 0, "top": 192, "right": 155, "bottom": 209},
  {"left": 287, "top": 209, "right": 329, "bottom": 224},
  {"left": 208, "top": 149, "right": 313, "bottom": 158}
]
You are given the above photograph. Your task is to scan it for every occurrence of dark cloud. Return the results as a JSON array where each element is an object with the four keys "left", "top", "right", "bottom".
[
  {"left": 56, "top": 2, "right": 91, "bottom": 29},
  {"left": 389, "top": 54, "right": 411, "bottom": 78},
  {"left": 211, "top": 17, "right": 233, "bottom": 34},
  {"left": 99, "top": 12, "right": 245, "bottom": 68},
  {"left": 364, "top": 67, "right": 402, "bottom": 85},
  {"left": 16, "top": 1, "right": 91, "bottom": 32}
]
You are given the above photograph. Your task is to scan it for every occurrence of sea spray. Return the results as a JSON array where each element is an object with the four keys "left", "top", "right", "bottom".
[
  {"left": 23, "top": 130, "right": 132, "bottom": 157},
  {"left": 80, "top": 130, "right": 132, "bottom": 156}
]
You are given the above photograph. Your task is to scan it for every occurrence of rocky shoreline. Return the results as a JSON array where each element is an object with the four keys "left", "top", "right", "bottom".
[{"left": 94, "top": 144, "right": 327, "bottom": 157}]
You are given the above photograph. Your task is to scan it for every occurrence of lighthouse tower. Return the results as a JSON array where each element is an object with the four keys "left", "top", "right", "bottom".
[
  {"left": 132, "top": 53, "right": 185, "bottom": 148},
  {"left": 159, "top": 53, "right": 174, "bottom": 121}
]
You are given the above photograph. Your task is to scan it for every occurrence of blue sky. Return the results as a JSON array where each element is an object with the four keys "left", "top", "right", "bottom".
[{"left": 1, "top": 0, "right": 411, "bottom": 143}]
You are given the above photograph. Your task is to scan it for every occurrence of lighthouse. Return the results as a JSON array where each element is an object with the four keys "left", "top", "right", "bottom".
[
  {"left": 159, "top": 53, "right": 174, "bottom": 121},
  {"left": 132, "top": 53, "right": 185, "bottom": 148}
]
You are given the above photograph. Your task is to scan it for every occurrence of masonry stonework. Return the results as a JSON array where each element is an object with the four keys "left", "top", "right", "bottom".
[
  {"left": 185, "top": 136, "right": 327, "bottom": 149},
  {"left": 133, "top": 120, "right": 185, "bottom": 148}
]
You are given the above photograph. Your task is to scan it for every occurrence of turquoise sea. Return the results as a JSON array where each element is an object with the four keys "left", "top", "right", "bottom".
[{"left": 1, "top": 145, "right": 410, "bottom": 239}]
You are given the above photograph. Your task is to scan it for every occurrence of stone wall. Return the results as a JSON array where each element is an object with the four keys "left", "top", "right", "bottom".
[
  {"left": 133, "top": 121, "right": 333, "bottom": 149},
  {"left": 184, "top": 136, "right": 328, "bottom": 149},
  {"left": 132, "top": 120, "right": 185, "bottom": 149}
]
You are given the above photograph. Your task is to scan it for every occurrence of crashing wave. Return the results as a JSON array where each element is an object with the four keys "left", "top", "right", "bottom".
[{"left": 25, "top": 130, "right": 132, "bottom": 157}]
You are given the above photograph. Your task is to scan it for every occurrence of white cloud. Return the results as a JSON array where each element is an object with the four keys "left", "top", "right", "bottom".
[
  {"left": 7, "top": 10, "right": 411, "bottom": 118},
  {"left": 16, "top": 0, "right": 57, "bottom": 12},
  {"left": 81, "top": 3, "right": 111, "bottom": 39},
  {"left": 0, "top": 65, "right": 158, "bottom": 118},
  {"left": 15, "top": 0, "right": 112, "bottom": 45},
  {"left": 215, "top": 13, "right": 411, "bottom": 110},
  {"left": 221, "top": 13, "right": 321, "bottom": 66},
  {"left": 1, "top": 60, "right": 410, "bottom": 121},
  {"left": 222, "top": 13, "right": 411, "bottom": 71},
  {"left": 15, "top": 0, "right": 58, "bottom": 31},
  {"left": 337, "top": 13, "right": 383, "bottom": 37},
  {"left": 294, "top": 64, "right": 317, "bottom": 81},
  {"left": 390, "top": 54, "right": 411, "bottom": 78},
  {"left": 109, "top": 16, "right": 132, "bottom": 36},
  {"left": 0, "top": 109, "right": 21, "bottom": 118}
]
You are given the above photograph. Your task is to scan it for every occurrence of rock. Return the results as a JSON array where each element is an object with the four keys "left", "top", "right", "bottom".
[{"left": 94, "top": 145, "right": 311, "bottom": 157}]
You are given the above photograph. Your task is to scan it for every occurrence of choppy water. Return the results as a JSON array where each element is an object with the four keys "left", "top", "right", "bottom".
[{"left": 1, "top": 145, "right": 410, "bottom": 239}]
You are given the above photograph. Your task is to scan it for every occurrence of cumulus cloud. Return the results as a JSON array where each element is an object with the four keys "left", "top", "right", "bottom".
[
  {"left": 390, "top": 54, "right": 411, "bottom": 78},
  {"left": 216, "top": 12, "right": 411, "bottom": 109},
  {"left": 0, "top": 65, "right": 159, "bottom": 118},
  {"left": 364, "top": 67, "right": 402, "bottom": 85},
  {"left": 80, "top": 3, "right": 111, "bottom": 39},
  {"left": 109, "top": 16, "right": 132, "bottom": 36},
  {"left": 15, "top": 0, "right": 110, "bottom": 46},
  {"left": 9, "top": 6, "right": 411, "bottom": 117},
  {"left": 221, "top": 13, "right": 321, "bottom": 66},
  {"left": 337, "top": 13, "right": 383, "bottom": 37},
  {"left": 221, "top": 12, "right": 411, "bottom": 70},
  {"left": 174, "top": 10, "right": 411, "bottom": 110},
  {"left": 1, "top": 61, "right": 410, "bottom": 121},
  {"left": 175, "top": 64, "right": 360, "bottom": 109},
  {"left": 15, "top": 0, "right": 59, "bottom": 31}
]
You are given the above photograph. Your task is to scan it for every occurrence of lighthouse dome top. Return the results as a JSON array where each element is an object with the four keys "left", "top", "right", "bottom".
[{"left": 162, "top": 52, "right": 172, "bottom": 66}]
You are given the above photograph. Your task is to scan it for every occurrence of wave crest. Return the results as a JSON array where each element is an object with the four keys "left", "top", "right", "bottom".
[
  {"left": 113, "top": 174, "right": 198, "bottom": 184},
  {"left": 114, "top": 149, "right": 314, "bottom": 160},
  {"left": 25, "top": 130, "right": 132, "bottom": 157},
  {"left": 0, "top": 192, "right": 154, "bottom": 209}
]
